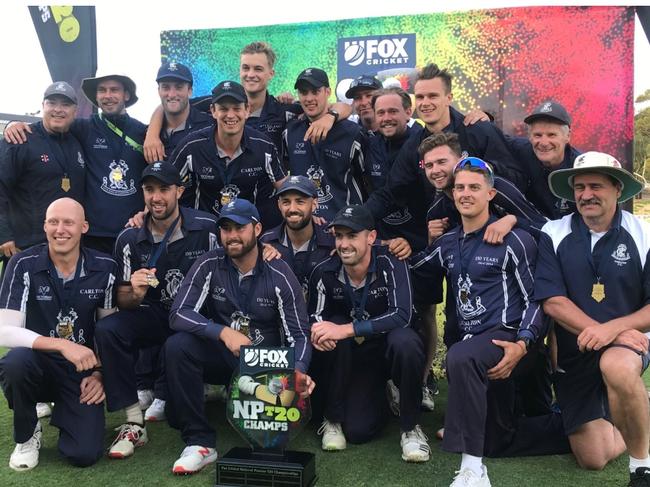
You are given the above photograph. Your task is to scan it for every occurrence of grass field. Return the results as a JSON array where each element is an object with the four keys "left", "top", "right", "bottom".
[
  {"left": 1, "top": 199, "right": 649, "bottom": 486},
  {"left": 0, "top": 352, "right": 647, "bottom": 487}
]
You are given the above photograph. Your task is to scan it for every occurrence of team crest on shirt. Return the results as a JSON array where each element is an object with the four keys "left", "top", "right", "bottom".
[
  {"left": 51, "top": 309, "right": 85, "bottom": 344},
  {"left": 457, "top": 275, "right": 485, "bottom": 319},
  {"left": 214, "top": 184, "right": 241, "bottom": 213},
  {"left": 383, "top": 208, "right": 412, "bottom": 225},
  {"left": 40, "top": 154, "right": 49, "bottom": 163},
  {"left": 307, "top": 165, "right": 332, "bottom": 203},
  {"left": 36, "top": 285, "right": 52, "bottom": 301},
  {"left": 611, "top": 244, "right": 630, "bottom": 266},
  {"left": 101, "top": 160, "right": 136, "bottom": 196},
  {"left": 160, "top": 269, "right": 184, "bottom": 306},
  {"left": 555, "top": 198, "right": 570, "bottom": 214}
]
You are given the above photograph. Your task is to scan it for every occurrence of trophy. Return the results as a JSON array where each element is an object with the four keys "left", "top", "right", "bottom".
[{"left": 215, "top": 346, "right": 316, "bottom": 487}]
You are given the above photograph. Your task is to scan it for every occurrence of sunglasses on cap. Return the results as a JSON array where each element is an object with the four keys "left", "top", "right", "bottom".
[{"left": 453, "top": 157, "right": 494, "bottom": 176}]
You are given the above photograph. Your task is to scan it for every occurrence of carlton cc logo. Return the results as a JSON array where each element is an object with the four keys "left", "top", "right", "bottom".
[{"left": 343, "top": 36, "right": 410, "bottom": 67}]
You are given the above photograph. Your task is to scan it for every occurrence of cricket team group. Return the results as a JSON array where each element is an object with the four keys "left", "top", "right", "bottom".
[{"left": 0, "top": 40, "right": 649, "bottom": 487}]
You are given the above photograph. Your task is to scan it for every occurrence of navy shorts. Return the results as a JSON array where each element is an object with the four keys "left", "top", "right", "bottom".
[{"left": 554, "top": 344, "right": 650, "bottom": 435}]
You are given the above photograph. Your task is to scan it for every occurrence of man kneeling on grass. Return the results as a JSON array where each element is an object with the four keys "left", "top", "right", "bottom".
[{"left": 0, "top": 198, "right": 117, "bottom": 470}]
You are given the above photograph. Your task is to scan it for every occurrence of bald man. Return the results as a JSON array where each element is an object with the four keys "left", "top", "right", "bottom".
[{"left": 0, "top": 198, "right": 118, "bottom": 471}]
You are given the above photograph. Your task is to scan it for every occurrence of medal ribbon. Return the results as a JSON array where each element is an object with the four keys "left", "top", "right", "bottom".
[
  {"left": 146, "top": 214, "right": 182, "bottom": 268},
  {"left": 342, "top": 248, "right": 374, "bottom": 321},
  {"left": 100, "top": 114, "right": 143, "bottom": 154},
  {"left": 48, "top": 254, "right": 84, "bottom": 317},
  {"left": 228, "top": 260, "right": 261, "bottom": 319},
  {"left": 580, "top": 221, "right": 620, "bottom": 289}
]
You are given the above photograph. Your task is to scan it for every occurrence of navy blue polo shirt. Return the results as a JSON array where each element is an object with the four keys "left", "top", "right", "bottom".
[
  {"left": 169, "top": 125, "right": 285, "bottom": 228},
  {"left": 426, "top": 176, "right": 548, "bottom": 240},
  {"left": 446, "top": 106, "right": 527, "bottom": 191},
  {"left": 190, "top": 92, "right": 302, "bottom": 152},
  {"left": 283, "top": 118, "right": 367, "bottom": 222},
  {"left": 114, "top": 207, "right": 219, "bottom": 311},
  {"left": 0, "top": 244, "right": 118, "bottom": 348},
  {"left": 365, "top": 124, "right": 425, "bottom": 244},
  {"left": 307, "top": 245, "right": 413, "bottom": 337},
  {"left": 161, "top": 106, "right": 213, "bottom": 158},
  {"left": 535, "top": 210, "right": 650, "bottom": 365},
  {"left": 0, "top": 122, "right": 86, "bottom": 249},
  {"left": 169, "top": 245, "right": 311, "bottom": 372},
  {"left": 506, "top": 136, "right": 580, "bottom": 219},
  {"left": 260, "top": 221, "right": 334, "bottom": 292},
  {"left": 70, "top": 114, "right": 148, "bottom": 238},
  {"left": 364, "top": 126, "right": 437, "bottom": 252},
  {"left": 246, "top": 92, "right": 303, "bottom": 150},
  {"left": 411, "top": 217, "right": 543, "bottom": 340}
]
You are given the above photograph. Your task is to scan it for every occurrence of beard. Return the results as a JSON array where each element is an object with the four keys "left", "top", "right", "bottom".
[
  {"left": 284, "top": 212, "right": 312, "bottom": 231},
  {"left": 224, "top": 235, "right": 257, "bottom": 259}
]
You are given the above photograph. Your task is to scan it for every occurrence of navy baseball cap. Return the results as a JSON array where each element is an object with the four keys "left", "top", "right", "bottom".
[
  {"left": 524, "top": 101, "right": 571, "bottom": 126},
  {"left": 211, "top": 80, "right": 247, "bottom": 104},
  {"left": 140, "top": 161, "right": 182, "bottom": 186},
  {"left": 345, "top": 75, "right": 382, "bottom": 99},
  {"left": 156, "top": 62, "right": 193, "bottom": 85},
  {"left": 328, "top": 205, "right": 375, "bottom": 232},
  {"left": 217, "top": 199, "right": 260, "bottom": 226},
  {"left": 44, "top": 81, "right": 77, "bottom": 104},
  {"left": 276, "top": 175, "right": 318, "bottom": 198},
  {"left": 294, "top": 68, "right": 329, "bottom": 89}
]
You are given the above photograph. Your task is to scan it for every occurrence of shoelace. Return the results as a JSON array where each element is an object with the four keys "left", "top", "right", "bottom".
[
  {"left": 406, "top": 425, "right": 429, "bottom": 442},
  {"left": 16, "top": 435, "right": 41, "bottom": 453},
  {"left": 112, "top": 424, "right": 141, "bottom": 444}
]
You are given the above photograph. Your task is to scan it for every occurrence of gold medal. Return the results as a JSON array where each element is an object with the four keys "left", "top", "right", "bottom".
[
  {"left": 147, "top": 274, "right": 160, "bottom": 288},
  {"left": 591, "top": 282, "right": 605, "bottom": 302},
  {"left": 61, "top": 177, "right": 71, "bottom": 192},
  {"left": 220, "top": 193, "right": 232, "bottom": 206},
  {"left": 231, "top": 311, "right": 251, "bottom": 338},
  {"left": 354, "top": 336, "right": 365, "bottom": 345}
]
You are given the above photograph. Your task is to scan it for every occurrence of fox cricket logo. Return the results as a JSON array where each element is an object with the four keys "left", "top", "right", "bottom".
[
  {"left": 338, "top": 34, "right": 416, "bottom": 80},
  {"left": 227, "top": 346, "right": 310, "bottom": 450}
]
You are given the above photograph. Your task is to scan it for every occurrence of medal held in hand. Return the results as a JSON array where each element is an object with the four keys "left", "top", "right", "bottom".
[
  {"left": 231, "top": 310, "right": 251, "bottom": 338},
  {"left": 147, "top": 273, "right": 160, "bottom": 288}
]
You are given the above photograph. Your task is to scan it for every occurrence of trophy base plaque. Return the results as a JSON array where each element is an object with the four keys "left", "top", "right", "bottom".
[{"left": 215, "top": 447, "right": 316, "bottom": 487}]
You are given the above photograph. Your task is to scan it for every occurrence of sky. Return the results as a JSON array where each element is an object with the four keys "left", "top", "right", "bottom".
[{"left": 0, "top": 0, "right": 648, "bottom": 121}]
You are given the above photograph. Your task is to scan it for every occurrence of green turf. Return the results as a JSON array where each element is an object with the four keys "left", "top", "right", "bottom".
[{"left": 0, "top": 346, "right": 644, "bottom": 486}]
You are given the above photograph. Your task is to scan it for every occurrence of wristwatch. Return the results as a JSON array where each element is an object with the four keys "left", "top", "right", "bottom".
[
  {"left": 327, "top": 108, "right": 339, "bottom": 123},
  {"left": 519, "top": 337, "right": 532, "bottom": 351}
]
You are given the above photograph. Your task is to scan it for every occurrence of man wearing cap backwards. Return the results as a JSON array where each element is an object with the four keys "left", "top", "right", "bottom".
[
  {"left": 4, "top": 73, "right": 148, "bottom": 256},
  {"left": 164, "top": 198, "right": 313, "bottom": 474},
  {"left": 0, "top": 82, "right": 86, "bottom": 260},
  {"left": 535, "top": 152, "right": 650, "bottom": 485},
  {"left": 507, "top": 100, "right": 582, "bottom": 219},
  {"left": 411, "top": 160, "right": 567, "bottom": 487},
  {"left": 0, "top": 197, "right": 118, "bottom": 471},
  {"left": 307, "top": 204, "right": 429, "bottom": 462},
  {"left": 283, "top": 68, "right": 367, "bottom": 222},
  {"left": 169, "top": 80, "right": 287, "bottom": 228},
  {"left": 92, "top": 161, "right": 219, "bottom": 460},
  {"left": 260, "top": 175, "right": 334, "bottom": 295}
]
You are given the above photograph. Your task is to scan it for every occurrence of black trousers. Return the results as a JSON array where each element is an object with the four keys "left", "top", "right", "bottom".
[
  {"left": 312, "top": 327, "right": 425, "bottom": 444},
  {"left": 0, "top": 348, "right": 104, "bottom": 467},
  {"left": 164, "top": 332, "right": 238, "bottom": 447},
  {"left": 94, "top": 305, "right": 170, "bottom": 412},
  {"left": 442, "top": 328, "right": 569, "bottom": 457}
]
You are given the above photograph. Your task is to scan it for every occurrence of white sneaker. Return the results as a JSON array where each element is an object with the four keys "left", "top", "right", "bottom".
[
  {"left": 172, "top": 445, "right": 218, "bottom": 475},
  {"left": 35, "top": 402, "right": 52, "bottom": 419},
  {"left": 317, "top": 420, "right": 346, "bottom": 451},
  {"left": 144, "top": 399, "right": 166, "bottom": 422},
  {"left": 450, "top": 466, "right": 491, "bottom": 487},
  {"left": 108, "top": 423, "right": 148, "bottom": 459},
  {"left": 400, "top": 425, "right": 430, "bottom": 462},
  {"left": 137, "top": 389, "right": 154, "bottom": 410},
  {"left": 386, "top": 379, "right": 400, "bottom": 416},
  {"left": 9, "top": 421, "right": 42, "bottom": 471},
  {"left": 421, "top": 385, "right": 435, "bottom": 411}
]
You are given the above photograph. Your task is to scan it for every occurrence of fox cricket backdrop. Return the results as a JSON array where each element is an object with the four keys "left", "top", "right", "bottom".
[{"left": 161, "top": 6, "right": 634, "bottom": 167}]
